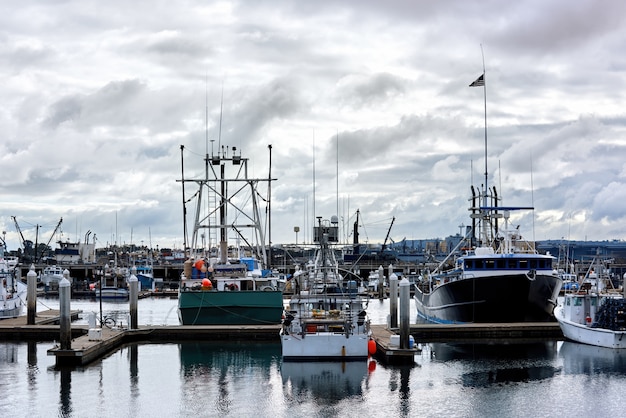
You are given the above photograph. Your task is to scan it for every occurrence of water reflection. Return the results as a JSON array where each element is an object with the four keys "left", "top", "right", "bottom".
[
  {"left": 559, "top": 341, "right": 626, "bottom": 375},
  {"left": 179, "top": 341, "right": 281, "bottom": 372},
  {"left": 425, "top": 341, "right": 561, "bottom": 387},
  {"left": 281, "top": 361, "right": 367, "bottom": 403},
  {"left": 178, "top": 341, "right": 281, "bottom": 416}
]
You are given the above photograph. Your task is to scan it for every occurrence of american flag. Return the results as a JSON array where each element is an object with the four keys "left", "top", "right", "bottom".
[{"left": 469, "top": 74, "right": 485, "bottom": 87}]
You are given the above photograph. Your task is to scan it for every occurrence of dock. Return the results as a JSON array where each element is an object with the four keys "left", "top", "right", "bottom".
[{"left": 0, "top": 312, "right": 564, "bottom": 366}]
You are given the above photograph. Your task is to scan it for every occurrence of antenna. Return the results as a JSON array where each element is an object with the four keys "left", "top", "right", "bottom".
[
  {"left": 312, "top": 130, "right": 316, "bottom": 222},
  {"left": 336, "top": 130, "right": 339, "bottom": 220},
  {"left": 218, "top": 81, "right": 224, "bottom": 152},
  {"left": 530, "top": 151, "right": 535, "bottom": 243}
]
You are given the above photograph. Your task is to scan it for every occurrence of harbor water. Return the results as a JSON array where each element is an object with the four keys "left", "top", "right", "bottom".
[{"left": 2, "top": 296, "right": 626, "bottom": 417}]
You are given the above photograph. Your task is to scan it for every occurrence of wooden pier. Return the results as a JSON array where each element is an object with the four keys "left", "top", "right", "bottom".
[{"left": 0, "top": 311, "right": 564, "bottom": 367}]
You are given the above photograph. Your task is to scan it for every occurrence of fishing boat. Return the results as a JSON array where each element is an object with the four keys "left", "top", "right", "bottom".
[
  {"left": 413, "top": 70, "right": 562, "bottom": 323},
  {"left": 39, "top": 265, "right": 65, "bottom": 290},
  {"left": 555, "top": 257, "right": 626, "bottom": 348},
  {"left": 0, "top": 245, "right": 26, "bottom": 319},
  {"left": 414, "top": 195, "right": 562, "bottom": 323},
  {"left": 177, "top": 145, "right": 283, "bottom": 326},
  {"left": 280, "top": 216, "right": 372, "bottom": 361},
  {"left": 94, "top": 264, "right": 129, "bottom": 300}
]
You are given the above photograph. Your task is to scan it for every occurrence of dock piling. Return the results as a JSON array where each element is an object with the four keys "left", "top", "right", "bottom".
[
  {"left": 129, "top": 274, "right": 138, "bottom": 329},
  {"left": 399, "top": 277, "right": 410, "bottom": 349},
  {"left": 27, "top": 265, "right": 37, "bottom": 325},
  {"left": 389, "top": 273, "right": 398, "bottom": 328},
  {"left": 59, "top": 275, "right": 71, "bottom": 350}
]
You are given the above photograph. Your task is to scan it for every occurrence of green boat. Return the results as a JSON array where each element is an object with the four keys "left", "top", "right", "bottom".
[{"left": 177, "top": 144, "right": 284, "bottom": 326}]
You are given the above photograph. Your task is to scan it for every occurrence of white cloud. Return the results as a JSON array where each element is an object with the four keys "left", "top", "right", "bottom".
[{"left": 2, "top": 0, "right": 626, "bottom": 252}]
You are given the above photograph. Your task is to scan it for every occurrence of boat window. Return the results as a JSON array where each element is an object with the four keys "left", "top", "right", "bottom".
[
  {"left": 519, "top": 260, "right": 528, "bottom": 269},
  {"left": 573, "top": 297, "right": 583, "bottom": 306},
  {"left": 496, "top": 259, "right": 505, "bottom": 268},
  {"left": 566, "top": 297, "right": 570, "bottom": 306},
  {"left": 591, "top": 298, "right": 597, "bottom": 306},
  {"left": 507, "top": 260, "right": 517, "bottom": 269},
  {"left": 529, "top": 260, "right": 537, "bottom": 269},
  {"left": 485, "top": 259, "right": 495, "bottom": 269}
]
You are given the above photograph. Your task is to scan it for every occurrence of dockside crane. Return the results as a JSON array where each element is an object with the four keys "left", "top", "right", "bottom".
[
  {"left": 42, "top": 217, "right": 63, "bottom": 262},
  {"left": 11, "top": 216, "right": 27, "bottom": 250},
  {"left": 381, "top": 216, "right": 395, "bottom": 253}
]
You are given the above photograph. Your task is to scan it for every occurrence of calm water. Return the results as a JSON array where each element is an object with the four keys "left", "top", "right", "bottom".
[{"left": 2, "top": 297, "right": 626, "bottom": 417}]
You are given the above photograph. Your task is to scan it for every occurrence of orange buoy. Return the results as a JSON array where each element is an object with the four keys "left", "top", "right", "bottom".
[
  {"left": 195, "top": 259, "right": 205, "bottom": 271},
  {"left": 201, "top": 278, "right": 212, "bottom": 290},
  {"left": 368, "top": 339, "right": 377, "bottom": 356},
  {"left": 368, "top": 360, "right": 377, "bottom": 372}
]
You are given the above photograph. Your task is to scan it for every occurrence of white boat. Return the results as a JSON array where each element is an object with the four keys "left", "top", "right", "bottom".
[
  {"left": 95, "top": 286, "right": 129, "bottom": 300},
  {"left": 0, "top": 245, "right": 26, "bottom": 319},
  {"left": 94, "top": 264, "right": 129, "bottom": 300},
  {"left": 366, "top": 268, "right": 385, "bottom": 293},
  {"left": 555, "top": 257, "right": 626, "bottom": 349},
  {"left": 39, "top": 265, "right": 65, "bottom": 289},
  {"left": 281, "top": 216, "right": 372, "bottom": 361}
]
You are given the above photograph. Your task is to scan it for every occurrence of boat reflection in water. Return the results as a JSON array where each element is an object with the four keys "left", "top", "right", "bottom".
[
  {"left": 178, "top": 341, "right": 281, "bottom": 374},
  {"left": 559, "top": 341, "right": 626, "bottom": 375},
  {"left": 424, "top": 342, "right": 561, "bottom": 388},
  {"left": 281, "top": 361, "right": 368, "bottom": 402}
]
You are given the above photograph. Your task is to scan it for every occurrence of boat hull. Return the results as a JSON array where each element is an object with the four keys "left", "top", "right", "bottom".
[
  {"left": 555, "top": 305, "right": 626, "bottom": 349},
  {"left": 0, "top": 282, "right": 27, "bottom": 319},
  {"left": 414, "top": 273, "right": 560, "bottom": 323},
  {"left": 281, "top": 331, "right": 369, "bottom": 361},
  {"left": 0, "top": 299, "right": 25, "bottom": 318},
  {"left": 95, "top": 288, "right": 129, "bottom": 300},
  {"left": 178, "top": 289, "right": 284, "bottom": 325}
]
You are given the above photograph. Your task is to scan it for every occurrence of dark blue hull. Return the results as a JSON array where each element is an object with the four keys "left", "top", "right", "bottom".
[{"left": 414, "top": 273, "right": 561, "bottom": 323}]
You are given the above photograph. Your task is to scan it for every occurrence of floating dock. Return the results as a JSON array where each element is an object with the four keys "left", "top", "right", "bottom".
[{"left": 0, "top": 313, "right": 563, "bottom": 367}]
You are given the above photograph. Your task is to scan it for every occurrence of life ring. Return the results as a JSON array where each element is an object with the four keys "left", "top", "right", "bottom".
[{"left": 228, "top": 283, "right": 239, "bottom": 291}]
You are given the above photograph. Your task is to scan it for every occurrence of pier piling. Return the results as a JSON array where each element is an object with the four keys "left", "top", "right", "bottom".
[
  {"left": 27, "top": 265, "right": 36, "bottom": 325},
  {"left": 399, "top": 277, "right": 410, "bottom": 349},
  {"left": 59, "top": 276, "right": 71, "bottom": 350},
  {"left": 129, "top": 274, "right": 138, "bottom": 330},
  {"left": 389, "top": 273, "right": 398, "bottom": 328}
]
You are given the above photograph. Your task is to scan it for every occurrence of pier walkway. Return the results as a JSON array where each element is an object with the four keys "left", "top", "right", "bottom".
[{"left": 0, "top": 312, "right": 564, "bottom": 367}]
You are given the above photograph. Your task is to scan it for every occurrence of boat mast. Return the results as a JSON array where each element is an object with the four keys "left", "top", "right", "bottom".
[
  {"left": 470, "top": 45, "right": 491, "bottom": 246},
  {"left": 268, "top": 144, "right": 272, "bottom": 270}
]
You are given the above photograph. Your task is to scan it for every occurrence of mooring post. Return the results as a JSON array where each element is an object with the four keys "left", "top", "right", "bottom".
[
  {"left": 378, "top": 265, "right": 384, "bottom": 299},
  {"left": 387, "top": 264, "right": 394, "bottom": 298},
  {"left": 129, "top": 274, "right": 138, "bottom": 330},
  {"left": 389, "top": 273, "right": 398, "bottom": 329},
  {"left": 59, "top": 276, "right": 72, "bottom": 350},
  {"left": 27, "top": 265, "right": 37, "bottom": 325},
  {"left": 399, "top": 277, "right": 410, "bottom": 349}
]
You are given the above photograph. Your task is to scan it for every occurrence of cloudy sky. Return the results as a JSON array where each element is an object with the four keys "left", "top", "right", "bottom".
[{"left": 2, "top": 0, "right": 626, "bottom": 253}]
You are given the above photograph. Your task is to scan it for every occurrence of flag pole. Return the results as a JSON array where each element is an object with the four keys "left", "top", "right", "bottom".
[{"left": 480, "top": 44, "right": 487, "bottom": 209}]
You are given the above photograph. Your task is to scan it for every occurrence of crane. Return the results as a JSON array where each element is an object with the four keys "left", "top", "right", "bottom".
[
  {"left": 11, "top": 216, "right": 27, "bottom": 250},
  {"left": 41, "top": 217, "right": 63, "bottom": 262},
  {"left": 381, "top": 216, "right": 395, "bottom": 253}
]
